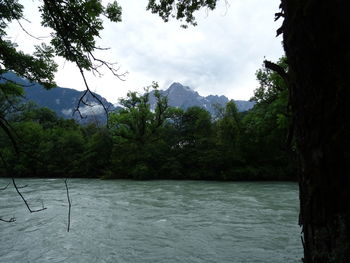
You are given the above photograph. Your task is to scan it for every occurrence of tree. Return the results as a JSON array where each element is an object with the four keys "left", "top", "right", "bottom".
[
  {"left": 146, "top": 1, "right": 350, "bottom": 261},
  {"left": 109, "top": 83, "right": 169, "bottom": 144},
  {"left": 108, "top": 83, "right": 170, "bottom": 179},
  {"left": 82, "top": 126, "right": 113, "bottom": 178},
  {"left": 1, "top": 0, "right": 123, "bottom": 226},
  {"left": 1, "top": 0, "right": 123, "bottom": 119},
  {"left": 213, "top": 101, "right": 245, "bottom": 179},
  {"left": 240, "top": 57, "right": 295, "bottom": 180},
  {"left": 171, "top": 106, "right": 216, "bottom": 179},
  {"left": 216, "top": 100, "right": 241, "bottom": 150},
  {"left": 280, "top": 1, "right": 350, "bottom": 261}
]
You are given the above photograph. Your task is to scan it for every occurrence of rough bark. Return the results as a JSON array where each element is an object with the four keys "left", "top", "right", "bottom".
[{"left": 281, "top": 0, "right": 350, "bottom": 262}]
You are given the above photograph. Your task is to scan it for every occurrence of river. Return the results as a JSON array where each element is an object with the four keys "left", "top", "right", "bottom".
[{"left": 0, "top": 179, "right": 302, "bottom": 262}]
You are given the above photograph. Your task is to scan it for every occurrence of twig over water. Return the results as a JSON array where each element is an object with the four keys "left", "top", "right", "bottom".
[{"left": 64, "top": 178, "right": 71, "bottom": 232}]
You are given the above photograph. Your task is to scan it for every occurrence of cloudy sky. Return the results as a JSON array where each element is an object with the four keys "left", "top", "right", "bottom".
[{"left": 9, "top": 0, "right": 284, "bottom": 103}]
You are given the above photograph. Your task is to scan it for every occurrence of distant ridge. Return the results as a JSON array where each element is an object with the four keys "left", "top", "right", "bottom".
[
  {"left": 1, "top": 72, "right": 116, "bottom": 124},
  {"left": 1, "top": 73, "right": 255, "bottom": 121}
]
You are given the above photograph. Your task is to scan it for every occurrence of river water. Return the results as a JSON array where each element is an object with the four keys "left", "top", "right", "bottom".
[{"left": 0, "top": 179, "right": 302, "bottom": 263}]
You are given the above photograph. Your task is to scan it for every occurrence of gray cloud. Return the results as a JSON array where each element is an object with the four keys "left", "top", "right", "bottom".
[{"left": 8, "top": 0, "right": 284, "bottom": 102}]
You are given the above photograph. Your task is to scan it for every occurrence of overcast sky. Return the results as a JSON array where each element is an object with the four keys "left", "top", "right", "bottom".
[{"left": 9, "top": 0, "right": 284, "bottom": 103}]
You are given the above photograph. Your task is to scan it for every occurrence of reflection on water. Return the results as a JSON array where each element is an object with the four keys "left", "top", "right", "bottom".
[{"left": 0, "top": 179, "right": 302, "bottom": 263}]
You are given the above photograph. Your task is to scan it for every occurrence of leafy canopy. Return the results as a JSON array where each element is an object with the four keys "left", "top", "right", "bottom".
[
  {"left": 0, "top": 0, "right": 122, "bottom": 89},
  {"left": 147, "top": 0, "right": 217, "bottom": 27}
]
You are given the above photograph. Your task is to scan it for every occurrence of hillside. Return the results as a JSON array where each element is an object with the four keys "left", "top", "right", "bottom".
[{"left": 1, "top": 72, "right": 115, "bottom": 124}]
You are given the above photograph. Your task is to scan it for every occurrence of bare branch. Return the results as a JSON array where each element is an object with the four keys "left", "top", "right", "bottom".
[
  {"left": 0, "top": 217, "right": 16, "bottom": 223},
  {"left": 94, "top": 46, "right": 110, "bottom": 51},
  {"left": 88, "top": 52, "right": 128, "bottom": 81},
  {"left": 16, "top": 19, "right": 46, "bottom": 41},
  {"left": 64, "top": 179, "right": 71, "bottom": 232},
  {"left": 0, "top": 117, "right": 19, "bottom": 154},
  {"left": 73, "top": 65, "right": 110, "bottom": 123},
  {"left": 0, "top": 182, "right": 10, "bottom": 190},
  {"left": 3, "top": 0, "right": 47, "bottom": 40},
  {"left": 12, "top": 178, "right": 47, "bottom": 213}
]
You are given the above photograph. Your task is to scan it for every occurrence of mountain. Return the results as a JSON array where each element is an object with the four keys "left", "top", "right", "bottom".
[
  {"left": 1, "top": 72, "right": 115, "bottom": 124},
  {"left": 149, "top": 82, "right": 255, "bottom": 115},
  {"left": 2, "top": 73, "right": 255, "bottom": 121}
]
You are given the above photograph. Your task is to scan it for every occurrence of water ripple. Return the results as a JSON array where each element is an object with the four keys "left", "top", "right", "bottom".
[{"left": 0, "top": 179, "right": 302, "bottom": 263}]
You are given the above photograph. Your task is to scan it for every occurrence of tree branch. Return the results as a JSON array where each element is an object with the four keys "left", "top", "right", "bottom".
[
  {"left": 3, "top": 0, "right": 47, "bottom": 40},
  {"left": 88, "top": 52, "right": 128, "bottom": 81},
  {"left": 64, "top": 178, "right": 71, "bottom": 232},
  {"left": 0, "top": 217, "right": 16, "bottom": 223},
  {"left": 0, "top": 117, "right": 19, "bottom": 154},
  {"left": 264, "top": 60, "right": 289, "bottom": 85},
  {"left": 73, "top": 65, "right": 110, "bottom": 123},
  {"left": 12, "top": 178, "right": 47, "bottom": 213},
  {"left": 0, "top": 182, "right": 10, "bottom": 190}
]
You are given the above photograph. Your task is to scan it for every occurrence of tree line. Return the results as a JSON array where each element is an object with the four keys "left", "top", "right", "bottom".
[{"left": 0, "top": 58, "right": 296, "bottom": 181}]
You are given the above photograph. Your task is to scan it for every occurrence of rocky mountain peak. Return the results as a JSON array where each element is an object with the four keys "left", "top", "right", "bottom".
[
  {"left": 167, "top": 82, "right": 198, "bottom": 96},
  {"left": 149, "top": 82, "right": 254, "bottom": 115}
]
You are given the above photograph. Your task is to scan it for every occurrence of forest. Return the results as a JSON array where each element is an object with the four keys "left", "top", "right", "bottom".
[{"left": 0, "top": 58, "right": 296, "bottom": 180}]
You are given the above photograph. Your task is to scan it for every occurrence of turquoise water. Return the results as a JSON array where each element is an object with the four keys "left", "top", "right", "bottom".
[{"left": 0, "top": 179, "right": 302, "bottom": 262}]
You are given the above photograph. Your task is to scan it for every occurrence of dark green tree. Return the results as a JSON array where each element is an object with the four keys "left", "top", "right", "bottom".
[
  {"left": 240, "top": 57, "right": 295, "bottom": 180},
  {"left": 82, "top": 126, "right": 113, "bottom": 178},
  {"left": 170, "top": 106, "right": 216, "bottom": 179},
  {"left": 214, "top": 100, "right": 245, "bottom": 179},
  {"left": 216, "top": 100, "right": 241, "bottom": 151},
  {"left": 0, "top": 104, "right": 90, "bottom": 178},
  {"left": 109, "top": 83, "right": 170, "bottom": 179}
]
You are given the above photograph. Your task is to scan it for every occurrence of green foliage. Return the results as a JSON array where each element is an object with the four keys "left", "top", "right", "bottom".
[
  {"left": 108, "top": 83, "right": 170, "bottom": 179},
  {"left": 1, "top": 0, "right": 57, "bottom": 88},
  {"left": 0, "top": 98, "right": 109, "bottom": 178},
  {"left": 105, "top": 1, "right": 122, "bottom": 22},
  {"left": 109, "top": 82, "right": 167, "bottom": 143},
  {"left": 216, "top": 100, "right": 240, "bottom": 148},
  {"left": 0, "top": 40, "right": 57, "bottom": 89},
  {"left": 40, "top": 0, "right": 102, "bottom": 69},
  {"left": 168, "top": 106, "right": 216, "bottom": 179},
  {"left": 82, "top": 126, "right": 113, "bottom": 177},
  {"left": 251, "top": 57, "right": 288, "bottom": 104},
  {"left": 240, "top": 56, "right": 296, "bottom": 179},
  {"left": 0, "top": 82, "right": 24, "bottom": 118},
  {"left": 1, "top": 0, "right": 123, "bottom": 89},
  {"left": 147, "top": 0, "right": 217, "bottom": 27}
]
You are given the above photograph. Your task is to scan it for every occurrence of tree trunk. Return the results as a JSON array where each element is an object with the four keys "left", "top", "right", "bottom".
[{"left": 281, "top": 1, "right": 350, "bottom": 262}]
